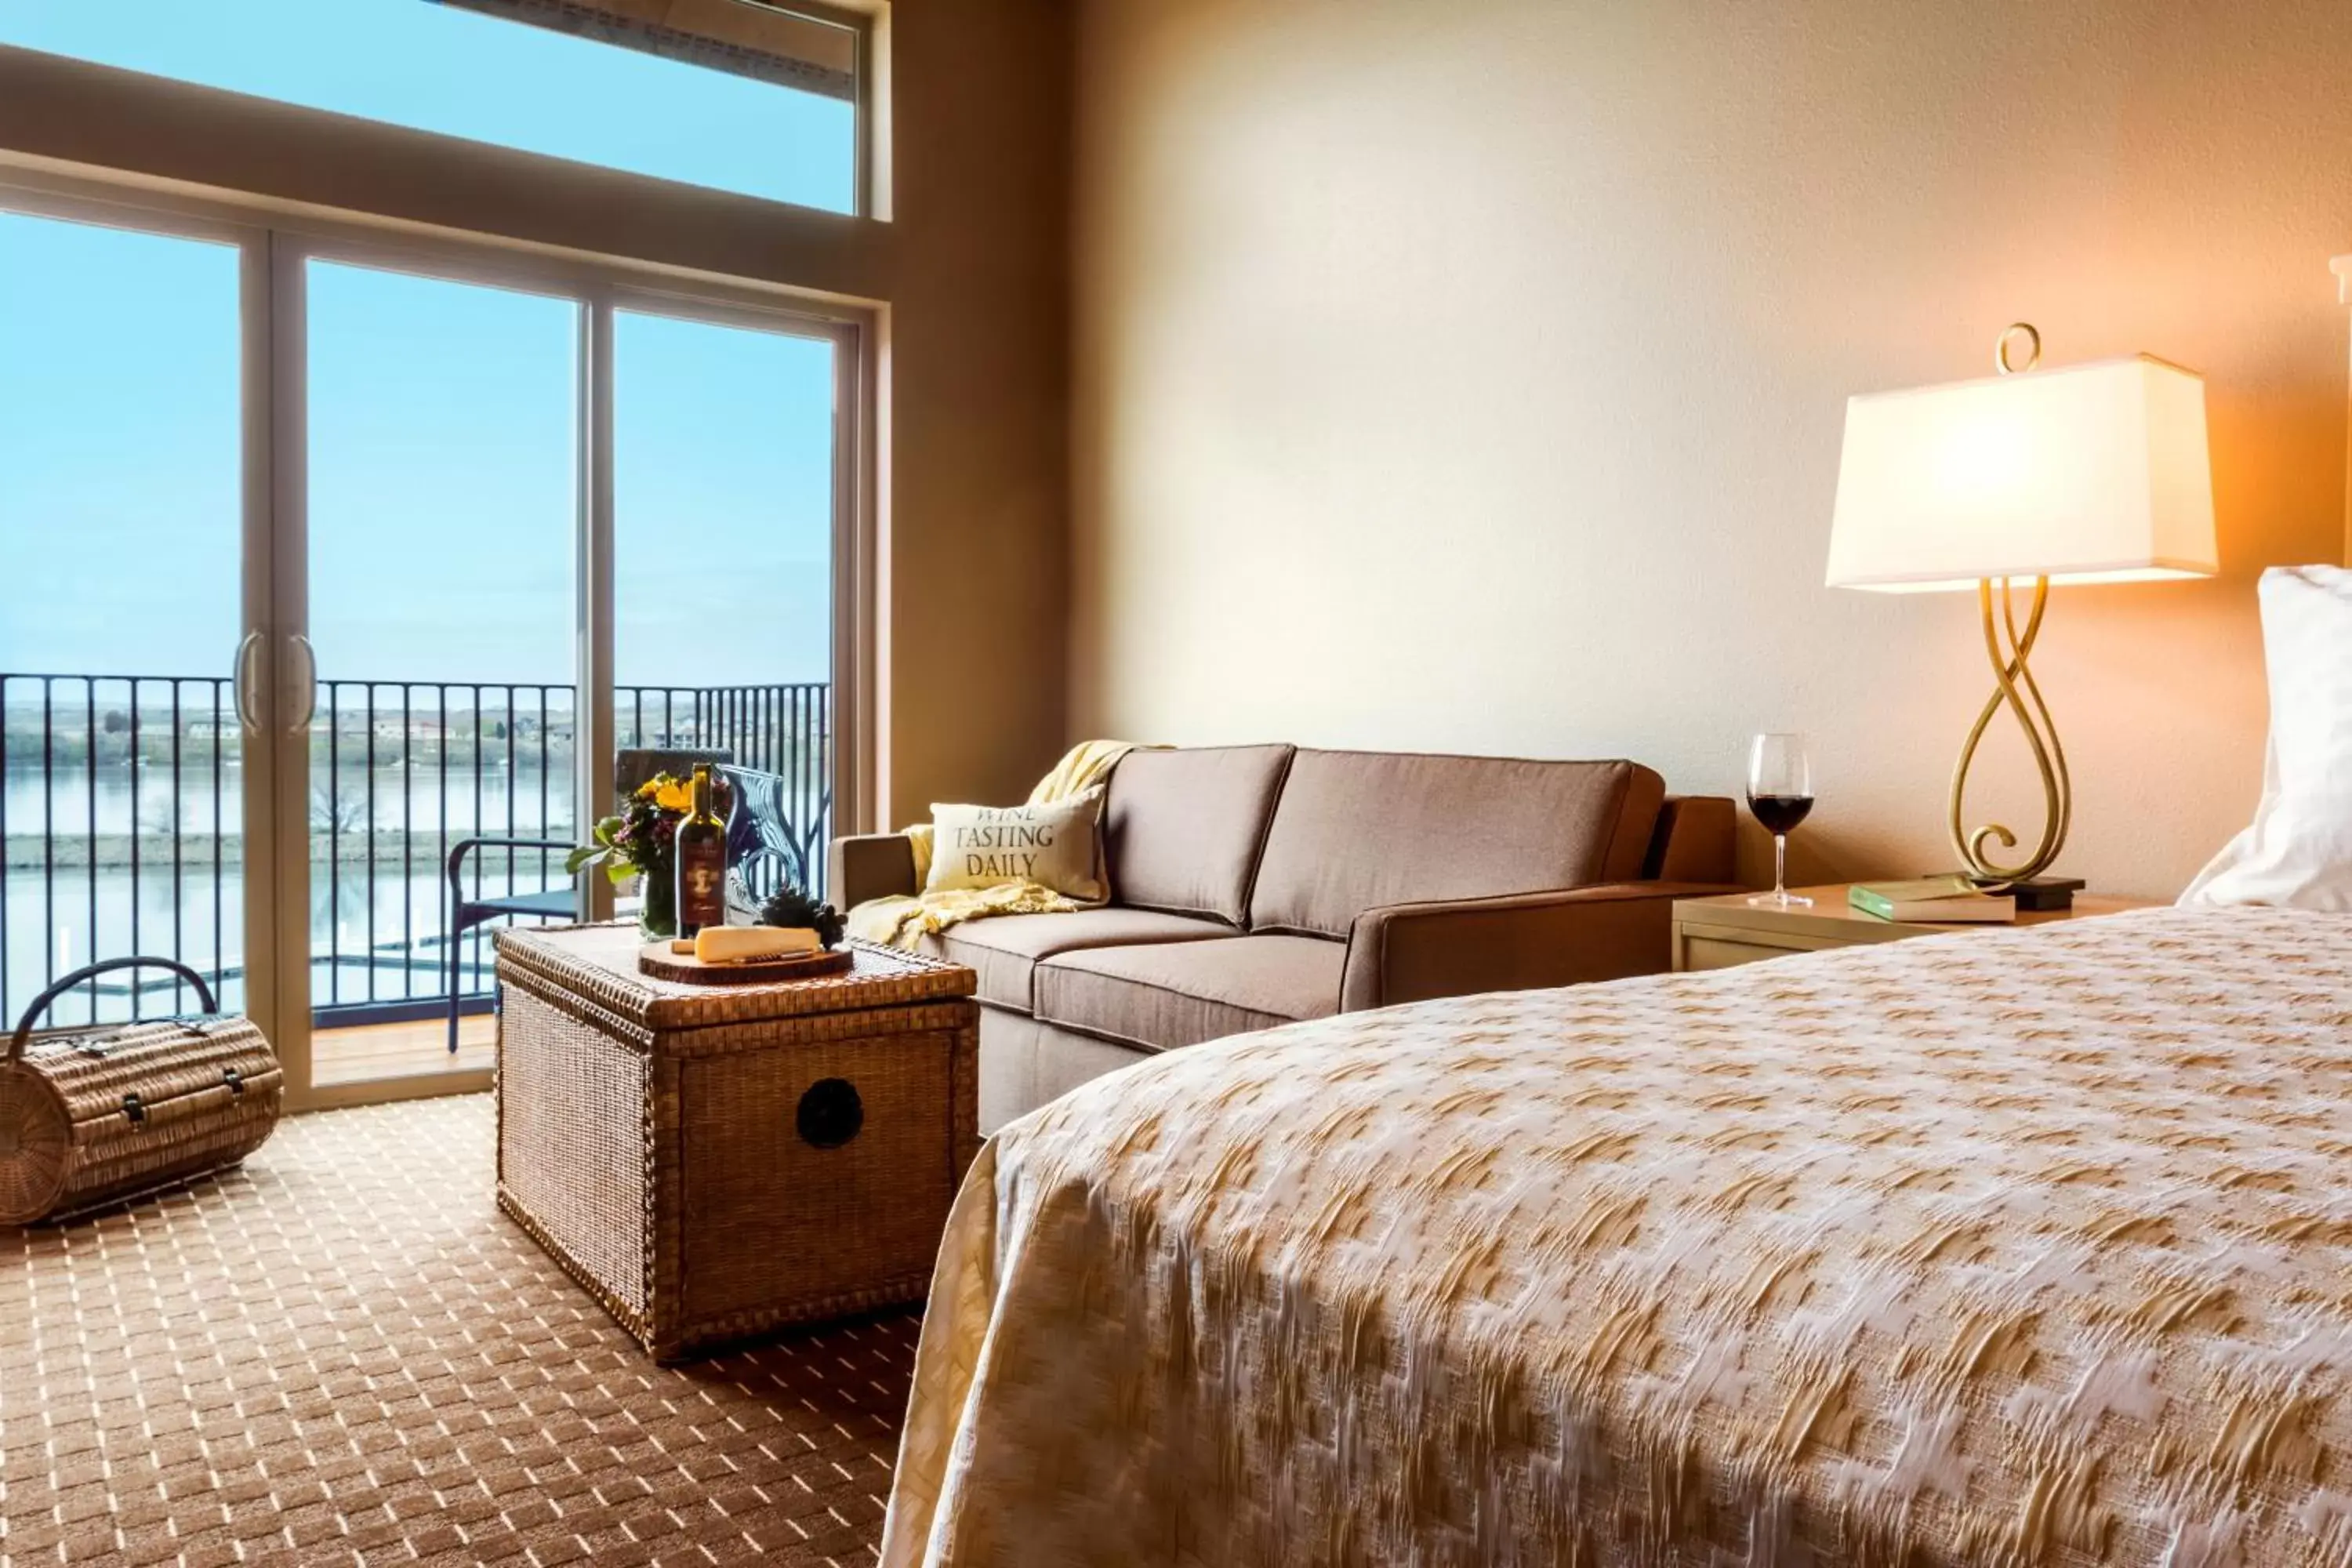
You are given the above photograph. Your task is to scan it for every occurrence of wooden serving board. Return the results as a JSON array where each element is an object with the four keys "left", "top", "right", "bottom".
[{"left": 636, "top": 941, "right": 855, "bottom": 985}]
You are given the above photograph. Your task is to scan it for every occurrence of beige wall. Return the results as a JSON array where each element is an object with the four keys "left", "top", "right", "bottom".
[
  {"left": 0, "top": 0, "right": 1072, "bottom": 826},
  {"left": 2339, "top": 260, "right": 2352, "bottom": 563},
  {"left": 873, "top": 2, "right": 1072, "bottom": 820},
  {"left": 1070, "top": 0, "right": 2352, "bottom": 898}
]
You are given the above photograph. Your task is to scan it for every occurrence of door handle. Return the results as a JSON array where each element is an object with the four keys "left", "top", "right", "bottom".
[
  {"left": 286, "top": 633, "right": 318, "bottom": 735},
  {"left": 230, "top": 632, "right": 264, "bottom": 735}
]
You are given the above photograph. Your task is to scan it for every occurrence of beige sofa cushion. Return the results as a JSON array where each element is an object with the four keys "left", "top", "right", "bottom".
[
  {"left": 920, "top": 908, "right": 1236, "bottom": 1011},
  {"left": 976, "top": 1008, "right": 1154, "bottom": 1135},
  {"left": 1033, "top": 935, "right": 1341, "bottom": 1052},
  {"left": 1247, "top": 751, "right": 1664, "bottom": 938},
  {"left": 1102, "top": 745, "right": 1294, "bottom": 926}
]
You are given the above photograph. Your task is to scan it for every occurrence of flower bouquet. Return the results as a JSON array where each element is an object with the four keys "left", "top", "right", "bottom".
[{"left": 567, "top": 772, "right": 697, "bottom": 938}]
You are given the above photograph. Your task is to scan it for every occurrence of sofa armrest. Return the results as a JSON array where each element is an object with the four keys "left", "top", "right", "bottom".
[
  {"left": 831, "top": 833, "right": 918, "bottom": 909},
  {"left": 1341, "top": 880, "right": 1745, "bottom": 1013},
  {"left": 1647, "top": 795, "right": 1738, "bottom": 883}
]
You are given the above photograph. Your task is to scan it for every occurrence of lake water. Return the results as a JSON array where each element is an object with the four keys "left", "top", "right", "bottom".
[
  {"left": 3, "top": 858, "right": 579, "bottom": 1028},
  {"left": 4, "top": 755, "right": 573, "bottom": 1026},
  {"left": 4, "top": 752, "right": 572, "bottom": 837}
]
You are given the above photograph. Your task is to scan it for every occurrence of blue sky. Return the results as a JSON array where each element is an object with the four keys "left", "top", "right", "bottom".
[
  {"left": 0, "top": 0, "right": 855, "bottom": 211},
  {"left": 0, "top": 1, "right": 847, "bottom": 688}
]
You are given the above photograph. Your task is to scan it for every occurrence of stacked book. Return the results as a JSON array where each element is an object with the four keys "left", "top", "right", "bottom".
[{"left": 1849, "top": 876, "right": 2016, "bottom": 923}]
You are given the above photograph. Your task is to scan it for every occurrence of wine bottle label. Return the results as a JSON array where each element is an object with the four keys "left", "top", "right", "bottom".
[{"left": 678, "top": 841, "right": 726, "bottom": 930}]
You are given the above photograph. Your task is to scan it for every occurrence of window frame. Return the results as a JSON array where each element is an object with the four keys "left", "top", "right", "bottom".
[
  {"left": 0, "top": 163, "right": 879, "bottom": 1112},
  {"left": 0, "top": 0, "right": 879, "bottom": 220}
]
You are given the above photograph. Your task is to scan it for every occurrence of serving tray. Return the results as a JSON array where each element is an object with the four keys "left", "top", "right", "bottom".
[{"left": 635, "top": 941, "right": 856, "bottom": 986}]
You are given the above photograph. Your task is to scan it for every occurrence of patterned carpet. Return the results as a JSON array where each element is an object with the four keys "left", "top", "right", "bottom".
[{"left": 1, "top": 1094, "right": 918, "bottom": 1566}]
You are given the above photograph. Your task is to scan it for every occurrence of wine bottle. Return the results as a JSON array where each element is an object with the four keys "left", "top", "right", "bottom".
[{"left": 673, "top": 764, "right": 727, "bottom": 939}]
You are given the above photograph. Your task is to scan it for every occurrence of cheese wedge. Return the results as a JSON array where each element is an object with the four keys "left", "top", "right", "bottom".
[{"left": 694, "top": 925, "right": 822, "bottom": 964}]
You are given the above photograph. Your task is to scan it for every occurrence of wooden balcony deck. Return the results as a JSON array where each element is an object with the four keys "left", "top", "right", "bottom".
[{"left": 312, "top": 1011, "right": 495, "bottom": 1087}]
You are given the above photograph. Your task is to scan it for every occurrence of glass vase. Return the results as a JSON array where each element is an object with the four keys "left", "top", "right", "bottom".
[{"left": 637, "top": 860, "right": 677, "bottom": 941}]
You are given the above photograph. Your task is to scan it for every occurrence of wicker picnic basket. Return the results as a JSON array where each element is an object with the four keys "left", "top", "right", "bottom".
[{"left": 0, "top": 957, "right": 283, "bottom": 1226}]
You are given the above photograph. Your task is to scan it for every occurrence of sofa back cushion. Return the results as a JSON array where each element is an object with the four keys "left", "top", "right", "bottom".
[
  {"left": 1247, "top": 750, "right": 1664, "bottom": 938},
  {"left": 1104, "top": 745, "right": 1295, "bottom": 927}
]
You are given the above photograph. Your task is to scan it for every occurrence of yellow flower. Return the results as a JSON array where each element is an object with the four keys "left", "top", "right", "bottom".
[
  {"left": 654, "top": 781, "right": 692, "bottom": 814},
  {"left": 633, "top": 780, "right": 659, "bottom": 801}
]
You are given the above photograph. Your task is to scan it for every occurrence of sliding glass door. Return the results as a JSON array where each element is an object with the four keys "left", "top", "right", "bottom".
[
  {"left": 0, "top": 208, "right": 272, "bottom": 1041},
  {"left": 299, "top": 259, "right": 580, "bottom": 1088},
  {"left": 0, "top": 187, "right": 858, "bottom": 1109},
  {"left": 612, "top": 306, "right": 838, "bottom": 906},
  {"left": 281, "top": 249, "right": 849, "bottom": 1100}
]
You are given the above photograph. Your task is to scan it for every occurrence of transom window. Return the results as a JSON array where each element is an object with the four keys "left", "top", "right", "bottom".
[{"left": 0, "top": 0, "right": 860, "bottom": 212}]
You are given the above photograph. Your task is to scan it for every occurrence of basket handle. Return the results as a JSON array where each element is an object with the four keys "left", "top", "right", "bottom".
[{"left": 9, "top": 958, "right": 220, "bottom": 1066}]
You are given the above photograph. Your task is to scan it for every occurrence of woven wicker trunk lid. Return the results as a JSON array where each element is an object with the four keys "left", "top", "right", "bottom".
[{"left": 494, "top": 924, "right": 979, "bottom": 1360}]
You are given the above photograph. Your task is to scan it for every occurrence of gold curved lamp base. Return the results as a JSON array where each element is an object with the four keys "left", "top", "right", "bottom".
[{"left": 1948, "top": 574, "right": 2073, "bottom": 891}]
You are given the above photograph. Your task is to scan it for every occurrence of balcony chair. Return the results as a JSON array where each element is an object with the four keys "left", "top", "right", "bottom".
[
  {"left": 616, "top": 746, "right": 731, "bottom": 796},
  {"left": 445, "top": 837, "right": 579, "bottom": 1054},
  {"left": 442, "top": 750, "right": 735, "bottom": 1054}
]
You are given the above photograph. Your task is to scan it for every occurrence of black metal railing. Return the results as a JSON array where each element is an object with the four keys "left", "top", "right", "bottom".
[
  {"left": 0, "top": 673, "right": 238, "bottom": 1028},
  {"left": 1, "top": 673, "right": 830, "bottom": 1030}
]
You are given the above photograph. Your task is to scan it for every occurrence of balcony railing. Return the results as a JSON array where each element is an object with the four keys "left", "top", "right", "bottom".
[{"left": 1, "top": 673, "right": 830, "bottom": 1030}]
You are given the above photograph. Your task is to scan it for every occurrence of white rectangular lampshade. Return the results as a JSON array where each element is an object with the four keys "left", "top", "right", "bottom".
[{"left": 1825, "top": 354, "right": 2217, "bottom": 593}]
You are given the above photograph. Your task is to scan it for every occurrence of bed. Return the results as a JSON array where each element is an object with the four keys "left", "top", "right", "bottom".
[{"left": 878, "top": 906, "right": 2352, "bottom": 1566}]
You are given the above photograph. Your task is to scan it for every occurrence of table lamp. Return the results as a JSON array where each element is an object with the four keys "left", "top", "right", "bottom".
[{"left": 1825, "top": 325, "right": 2216, "bottom": 908}]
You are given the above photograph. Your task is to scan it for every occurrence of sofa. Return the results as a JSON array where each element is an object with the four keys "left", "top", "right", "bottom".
[{"left": 833, "top": 746, "right": 1740, "bottom": 1131}]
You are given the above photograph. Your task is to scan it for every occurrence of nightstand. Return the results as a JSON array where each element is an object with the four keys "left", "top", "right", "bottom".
[{"left": 1671, "top": 884, "right": 2159, "bottom": 972}]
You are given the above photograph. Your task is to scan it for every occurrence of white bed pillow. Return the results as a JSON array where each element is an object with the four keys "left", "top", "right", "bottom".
[{"left": 2179, "top": 564, "right": 2352, "bottom": 909}]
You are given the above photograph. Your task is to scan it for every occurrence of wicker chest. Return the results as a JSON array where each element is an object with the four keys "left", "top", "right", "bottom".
[{"left": 493, "top": 924, "right": 979, "bottom": 1361}]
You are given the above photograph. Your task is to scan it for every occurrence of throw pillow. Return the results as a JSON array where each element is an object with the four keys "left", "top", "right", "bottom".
[
  {"left": 2180, "top": 564, "right": 2352, "bottom": 909},
  {"left": 924, "top": 793, "right": 1107, "bottom": 902}
]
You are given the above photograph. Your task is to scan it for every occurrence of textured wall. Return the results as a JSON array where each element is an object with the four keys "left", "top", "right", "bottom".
[{"left": 1069, "top": 0, "right": 2352, "bottom": 897}]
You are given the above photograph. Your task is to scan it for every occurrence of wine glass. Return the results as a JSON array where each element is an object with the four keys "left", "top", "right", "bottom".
[{"left": 1746, "top": 733, "right": 1815, "bottom": 908}]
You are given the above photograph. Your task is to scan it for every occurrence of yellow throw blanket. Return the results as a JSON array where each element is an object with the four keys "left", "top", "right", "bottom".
[{"left": 846, "top": 740, "right": 1140, "bottom": 950}]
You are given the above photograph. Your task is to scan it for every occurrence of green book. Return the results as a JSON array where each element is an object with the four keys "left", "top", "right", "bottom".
[{"left": 1849, "top": 876, "right": 2016, "bottom": 923}]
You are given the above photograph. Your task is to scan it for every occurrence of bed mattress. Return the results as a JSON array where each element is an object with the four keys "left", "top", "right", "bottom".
[{"left": 881, "top": 906, "right": 2352, "bottom": 1566}]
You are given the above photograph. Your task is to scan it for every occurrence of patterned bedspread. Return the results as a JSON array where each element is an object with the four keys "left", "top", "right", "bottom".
[{"left": 879, "top": 907, "right": 2352, "bottom": 1567}]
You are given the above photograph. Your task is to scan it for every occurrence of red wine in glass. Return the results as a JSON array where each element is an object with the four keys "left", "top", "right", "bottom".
[
  {"left": 1746, "top": 734, "right": 1814, "bottom": 907},
  {"left": 1747, "top": 793, "right": 1814, "bottom": 836}
]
